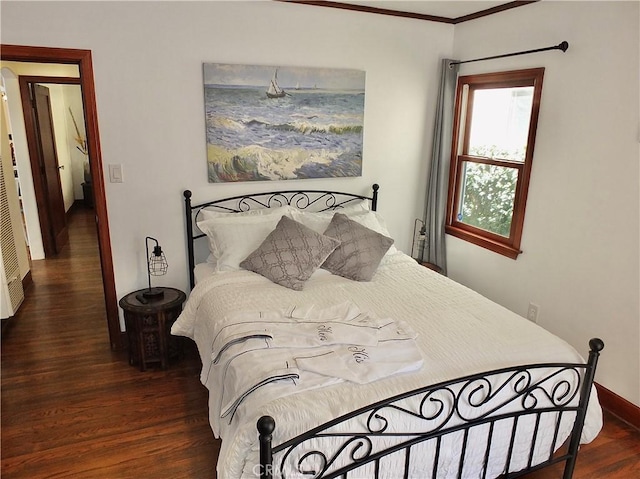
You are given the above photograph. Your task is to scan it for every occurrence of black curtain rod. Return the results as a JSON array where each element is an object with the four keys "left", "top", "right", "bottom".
[{"left": 450, "top": 41, "right": 569, "bottom": 66}]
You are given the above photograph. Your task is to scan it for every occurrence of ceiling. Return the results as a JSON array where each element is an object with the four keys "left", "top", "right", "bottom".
[
  {"left": 340, "top": 1, "right": 509, "bottom": 17},
  {"left": 288, "top": 1, "right": 536, "bottom": 23}
]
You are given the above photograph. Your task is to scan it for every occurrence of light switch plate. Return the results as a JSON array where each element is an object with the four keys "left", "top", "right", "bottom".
[{"left": 109, "top": 164, "right": 123, "bottom": 183}]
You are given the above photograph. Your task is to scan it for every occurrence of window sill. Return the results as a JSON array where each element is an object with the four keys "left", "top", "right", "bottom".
[{"left": 445, "top": 225, "right": 521, "bottom": 260}]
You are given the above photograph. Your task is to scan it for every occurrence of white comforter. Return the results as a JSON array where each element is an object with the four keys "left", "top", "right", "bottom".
[{"left": 172, "top": 252, "right": 602, "bottom": 479}]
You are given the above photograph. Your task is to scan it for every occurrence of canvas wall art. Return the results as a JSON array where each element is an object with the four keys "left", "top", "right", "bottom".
[{"left": 203, "top": 63, "right": 366, "bottom": 182}]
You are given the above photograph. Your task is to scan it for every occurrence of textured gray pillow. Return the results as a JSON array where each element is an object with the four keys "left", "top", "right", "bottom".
[
  {"left": 321, "top": 212, "right": 394, "bottom": 281},
  {"left": 240, "top": 216, "right": 340, "bottom": 290}
]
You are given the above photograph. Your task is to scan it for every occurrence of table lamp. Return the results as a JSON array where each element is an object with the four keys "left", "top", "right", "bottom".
[{"left": 137, "top": 236, "right": 168, "bottom": 302}]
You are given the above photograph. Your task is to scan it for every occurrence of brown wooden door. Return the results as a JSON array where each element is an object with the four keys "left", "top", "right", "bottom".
[{"left": 31, "top": 84, "right": 68, "bottom": 255}]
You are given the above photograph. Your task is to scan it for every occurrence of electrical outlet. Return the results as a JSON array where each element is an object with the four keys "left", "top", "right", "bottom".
[{"left": 527, "top": 303, "right": 539, "bottom": 323}]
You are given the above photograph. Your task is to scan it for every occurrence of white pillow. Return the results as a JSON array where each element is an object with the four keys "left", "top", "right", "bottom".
[
  {"left": 197, "top": 209, "right": 292, "bottom": 271},
  {"left": 198, "top": 204, "right": 291, "bottom": 222},
  {"left": 290, "top": 199, "right": 371, "bottom": 234}
]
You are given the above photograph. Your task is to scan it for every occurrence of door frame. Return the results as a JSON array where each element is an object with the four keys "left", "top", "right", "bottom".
[
  {"left": 1, "top": 44, "right": 121, "bottom": 350},
  {"left": 19, "top": 76, "right": 76, "bottom": 257}
]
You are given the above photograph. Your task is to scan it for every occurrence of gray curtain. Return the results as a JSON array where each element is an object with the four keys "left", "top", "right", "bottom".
[{"left": 419, "top": 59, "right": 459, "bottom": 274}]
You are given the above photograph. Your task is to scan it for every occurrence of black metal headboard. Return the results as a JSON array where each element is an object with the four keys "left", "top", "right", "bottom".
[{"left": 183, "top": 184, "right": 379, "bottom": 289}]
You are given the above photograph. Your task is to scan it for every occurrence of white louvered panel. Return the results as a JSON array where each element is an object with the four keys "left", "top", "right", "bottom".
[{"left": 0, "top": 154, "right": 24, "bottom": 317}]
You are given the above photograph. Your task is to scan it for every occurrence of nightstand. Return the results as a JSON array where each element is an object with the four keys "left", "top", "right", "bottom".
[{"left": 119, "top": 287, "right": 186, "bottom": 371}]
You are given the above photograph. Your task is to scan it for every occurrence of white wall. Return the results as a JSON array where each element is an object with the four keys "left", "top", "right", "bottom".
[
  {"left": 62, "top": 84, "right": 89, "bottom": 201},
  {"left": 45, "top": 83, "right": 75, "bottom": 212},
  {"left": 0, "top": 1, "right": 453, "bottom": 320},
  {"left": 450, "top": 1, "right": 640, "bottom": 406}
]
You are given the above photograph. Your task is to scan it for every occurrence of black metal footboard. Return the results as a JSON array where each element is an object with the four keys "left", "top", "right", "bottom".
[{"left": 258, "top": 338, "right": 603, "bottom": 479}]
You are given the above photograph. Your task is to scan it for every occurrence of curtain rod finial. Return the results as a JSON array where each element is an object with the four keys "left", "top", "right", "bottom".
[{"left": 559, "top": 41, "right": 569, "bottom": 52}]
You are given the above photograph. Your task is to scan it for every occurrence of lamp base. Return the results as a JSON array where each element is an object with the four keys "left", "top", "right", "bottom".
[
  {"left": 143, "top": 288, "right": 165, "bottom": 298},
  {"left": 136, "top": 288, "right": 165, "bottom": 304}
]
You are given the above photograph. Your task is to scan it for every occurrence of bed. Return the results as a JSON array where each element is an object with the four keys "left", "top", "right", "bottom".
[{"left": 173, "top": 184, "right": 603, "bottom": 479}]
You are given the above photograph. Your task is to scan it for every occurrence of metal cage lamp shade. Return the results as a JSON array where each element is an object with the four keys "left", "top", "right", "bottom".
[{"left": 142, "top": 236, "right": 168, "bottom": 299}]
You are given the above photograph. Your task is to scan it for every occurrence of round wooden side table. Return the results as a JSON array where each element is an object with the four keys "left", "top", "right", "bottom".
[{"left": 119, "top": 287, "right": 186, "bottom": 371}]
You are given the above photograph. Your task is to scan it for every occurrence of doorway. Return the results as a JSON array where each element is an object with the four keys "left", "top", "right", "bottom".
[
  {"left": 18, "top": 77, "right": 78, "bottom": 257},
  {"left": 1, "top": 45, "right": 120, "bottom": 350}
]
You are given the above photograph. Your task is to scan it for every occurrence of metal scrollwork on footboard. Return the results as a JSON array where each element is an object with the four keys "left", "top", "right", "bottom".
[{"left": 258, "top": 339, "right": 603, "bottom": 479}]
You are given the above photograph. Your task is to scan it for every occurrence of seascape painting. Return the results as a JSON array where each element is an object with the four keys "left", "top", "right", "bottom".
[{"left": 203, "top": 63, "right": 366, "bottom": 182}]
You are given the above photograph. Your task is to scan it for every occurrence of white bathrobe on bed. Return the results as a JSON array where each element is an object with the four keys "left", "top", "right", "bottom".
[{"left": 208, "top": 301, "right": 423, "bottom": 423}]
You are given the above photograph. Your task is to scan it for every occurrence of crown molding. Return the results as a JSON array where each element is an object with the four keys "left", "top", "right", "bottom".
[{"left": 277, "top": 1, "right": 539, "bottom": 24}]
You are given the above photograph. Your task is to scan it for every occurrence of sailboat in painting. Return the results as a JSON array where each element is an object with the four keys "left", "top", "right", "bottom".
[{"left": 266, "top": 69, "right": 286, "bottom": 98}]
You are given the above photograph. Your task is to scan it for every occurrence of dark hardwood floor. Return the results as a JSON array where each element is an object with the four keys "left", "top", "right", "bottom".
[
  {"left": 1, "top": 207, "right": 638, "bottom": 478},
  {"left": 1, "top": 206, "right": 219, "bottom": 478}
]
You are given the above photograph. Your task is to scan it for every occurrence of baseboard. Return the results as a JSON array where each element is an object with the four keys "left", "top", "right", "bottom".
[{"left": 595, "top": 382, "right": 640, "bottom": 429}]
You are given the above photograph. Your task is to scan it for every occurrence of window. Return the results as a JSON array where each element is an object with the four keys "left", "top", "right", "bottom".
[{"left": 446, "top": 68, "right": 544, "bottom": 259}]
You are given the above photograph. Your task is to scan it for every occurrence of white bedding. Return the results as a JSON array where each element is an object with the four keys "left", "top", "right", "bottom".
[
  {"left": 194, "top": 261, "right": 217, "bottom": 284},
  {"left": 173, "top": 252, "right": 602, "bottom": 479}
]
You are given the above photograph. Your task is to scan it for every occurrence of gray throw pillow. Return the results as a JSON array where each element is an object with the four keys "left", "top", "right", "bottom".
[
  {"left": 322, "top": 212, "right": 394, "bottom": 281},
  {"left": 240, "top": 216, "right": 340, "bottom": 290}
]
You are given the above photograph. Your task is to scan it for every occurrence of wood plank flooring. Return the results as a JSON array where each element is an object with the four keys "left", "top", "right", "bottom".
[
  {"left": 2, "top": 207, "right": 638, "bottom": 478},
  {"left": 1, "top": 207, "right": 219, "bottom": 478}
]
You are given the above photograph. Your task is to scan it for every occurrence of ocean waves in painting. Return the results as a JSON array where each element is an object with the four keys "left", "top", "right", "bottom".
[
  {"left": 246, "top": 119, "right": 363, "bottom": 136},
  {"left": 204, "top": 86, "right": 364, "bottom": 182}
]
